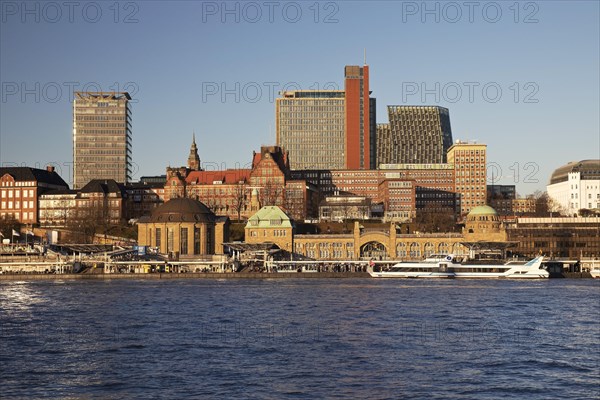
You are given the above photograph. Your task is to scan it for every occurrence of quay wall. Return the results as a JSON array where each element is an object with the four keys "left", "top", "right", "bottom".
[{"left": 0, "top": 272, "right": 371, "bottom": 281}]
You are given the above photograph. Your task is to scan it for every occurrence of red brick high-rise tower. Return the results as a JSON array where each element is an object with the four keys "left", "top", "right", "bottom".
[{"left": 344, "top": 65, "right": 370, "bottom": 170}]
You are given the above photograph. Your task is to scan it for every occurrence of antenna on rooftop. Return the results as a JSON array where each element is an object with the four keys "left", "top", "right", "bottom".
[{"left": 364, "top": 48, "right": 367, "bottom": 65}]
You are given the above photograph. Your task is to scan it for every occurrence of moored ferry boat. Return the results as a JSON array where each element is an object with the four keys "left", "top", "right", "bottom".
[{"left": 368, "top": 255, "right": 548, "bottom": 279}]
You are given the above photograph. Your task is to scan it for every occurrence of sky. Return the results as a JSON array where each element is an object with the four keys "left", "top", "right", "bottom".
[{"left": 1, "top": 0, "right": 598, "bottom": 195}]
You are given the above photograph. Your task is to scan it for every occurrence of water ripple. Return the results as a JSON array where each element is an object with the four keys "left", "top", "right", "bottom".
[{"left": 0, "top": 279, "right": 598, "bottom": 399}]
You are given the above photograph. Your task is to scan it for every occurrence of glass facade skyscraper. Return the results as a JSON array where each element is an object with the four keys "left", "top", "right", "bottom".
[{"left": 377, "top": 106, "right": 453, "bottom": 165}]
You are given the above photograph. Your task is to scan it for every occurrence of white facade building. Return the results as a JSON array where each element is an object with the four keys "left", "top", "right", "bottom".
[{"left": 547, "top": 160, "right": 600, "bottom": 216}]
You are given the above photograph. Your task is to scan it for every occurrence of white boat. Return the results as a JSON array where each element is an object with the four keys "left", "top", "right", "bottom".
[
  {"left": 581, "top": 259, "right": 600, "bottom": 278},
  {"left": 368, "top": 254, "right": 549, "bottom": 279}
]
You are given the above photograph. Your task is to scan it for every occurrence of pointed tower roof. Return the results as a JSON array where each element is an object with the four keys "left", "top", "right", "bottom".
[{"left": 188, "top": 132, "right": 201, "bottom": 171}]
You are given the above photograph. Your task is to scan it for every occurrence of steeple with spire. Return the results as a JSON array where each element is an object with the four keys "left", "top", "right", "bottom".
[{"left": 188, "top": 132, "right": 201, "bottom": 171}]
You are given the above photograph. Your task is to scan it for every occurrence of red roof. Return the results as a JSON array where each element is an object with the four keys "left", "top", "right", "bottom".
[{"left": 185, "top": 169, "right": 251, "bottom": 185}]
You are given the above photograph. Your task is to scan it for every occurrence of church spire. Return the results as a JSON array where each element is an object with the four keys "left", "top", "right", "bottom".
[{"left": 188, "top": 132, "right": 201, "bottom": 171}]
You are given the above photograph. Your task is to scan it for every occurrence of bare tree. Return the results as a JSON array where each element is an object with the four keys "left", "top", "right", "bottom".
[
  {"left": 338, "top": 202, "right": 353, "bottom": 233},
  {"left": 260, "top": 180, "right": 283, "bottom": 206},
  {"left": 65, "top": 199, "right": 112, "bottom": 244},
  {"left": 204, "top": 197, "right": 218, "bottom": 213},
  {"left": 415, "top": 204, "right": 457, "bottom": 233},
  {"left": 532, "top": 191, "right": 565, "bottom": 217},
  {"left": 232, "top": 182, "right": 247, "bottom": 221}
]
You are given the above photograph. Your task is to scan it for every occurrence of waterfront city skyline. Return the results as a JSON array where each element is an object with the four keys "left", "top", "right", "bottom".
[{"left": 1, "top": 1, "right": 598, "bottom": 195}]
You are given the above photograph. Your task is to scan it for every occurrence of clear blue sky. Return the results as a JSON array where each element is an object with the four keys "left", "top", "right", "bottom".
[{"left": 1, "top": 1, "right": 598, "bottom": 195}]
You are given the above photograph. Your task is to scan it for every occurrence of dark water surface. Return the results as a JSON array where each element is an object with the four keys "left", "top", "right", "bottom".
[{"left": 1, "top": 279, "right": 598, "bottom": 399}]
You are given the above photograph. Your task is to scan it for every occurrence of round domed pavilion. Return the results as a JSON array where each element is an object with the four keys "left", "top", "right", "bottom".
[
  {"left": 463, "top": 205, "right": 506, "bottom": 241},
  {"left": 138, "top": 197, "right": 228, "bottom": 257}
]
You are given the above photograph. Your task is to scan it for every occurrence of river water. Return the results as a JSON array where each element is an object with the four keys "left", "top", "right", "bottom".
[{"left": 1, "top": 279, "right": 598, "bottom": 399}]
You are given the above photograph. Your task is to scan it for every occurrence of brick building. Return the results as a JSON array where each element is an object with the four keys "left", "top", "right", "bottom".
[
  {"left": 164, "top": 140, "right": 318, "bottom": 221},
  {"left": 292, "top": 163, "right": 457, "bottom": 222},
  {"left": 0, "top": 166, "right": 69, "bottom": 225}
]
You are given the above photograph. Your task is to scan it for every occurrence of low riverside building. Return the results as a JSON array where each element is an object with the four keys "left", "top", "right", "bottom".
[
  {"left": 506, "top": 217, "right": 600, "bottom": 259},
  {"left": 241, "top": 204, "right": 600, "bottom": 261},
  {"left": 244, "top": 205, "right": 467, "bottom": 260},
  {"left": 137, "top": 197, "right": 229, "bottom": 257},
  {"left": 294, "top": 223, "right": 466, "bottom": 260}
]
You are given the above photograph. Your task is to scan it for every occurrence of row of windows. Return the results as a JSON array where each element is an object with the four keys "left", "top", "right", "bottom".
[
  {"left": 1, "top": 200, "right": 35, "bottom": 209},
  {"left": 457, "top": 185, "right": 486, "bottom": 191},
  {"left": 76, "top": 129, "right": 131, "bottom": 141},
  {"left": 1, "top": 181, "right": 36, "bottom": 187},
  {"left": 457, "top": 164, "right": 486, "bottom": 170},
  {"left": 248, "top": 229, "right": 288, "bottom": 237},
  {"left": 389, "top": 189, "right": 412, "bottom": 195},
  {"left": 298, "top": 242, "right": 354, "bottom": 250},
  {"left": 76, "top": 156, "right": 128, "bottom": 163},
  {"left": 76, "top": 115, "right": 127, "bottom": 121},
  {"left": 455, "top": 157, "right": 485, "bottom": 162},
  {"left": 151, "top": 227, "right": 206, "bottom": 255},
  {"left": 76, "top": 150, "right": 127, "bottom": 155},
  {"left": 572, "top": 193, "right": 600, "bottom": 199},
  {"left": 1, "top": 189, "right": 35, "bottom": 198},
  {"left": 1, "top": 211, "right": 34, "bottom": 221},
  {"left": 462, "top": 193, "right": 485, "bottom": 198},
  {"left": 75, "top": 108, "right": 126, "bottom": 114},
  {"left": 452, "top": 149, "right": 485, "bottom": 156}
]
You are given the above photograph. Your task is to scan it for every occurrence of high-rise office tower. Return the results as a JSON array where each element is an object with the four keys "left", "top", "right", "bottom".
[
  {"left": 73, "top": 92, "right": 132, "bottom": 189},
  {"left": 276, "top": 90, "right": 346, "bottom": 170},
  {"left": 377, "top": 106, "right": 453, "bottom": 165},
  {"left": 276, "top": 65, "right": 374, "bottom": 170}
]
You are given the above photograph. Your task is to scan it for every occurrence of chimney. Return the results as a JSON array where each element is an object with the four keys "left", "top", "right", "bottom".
[{"left": 46, "top": 165, "right": 55, "bottom": 173}]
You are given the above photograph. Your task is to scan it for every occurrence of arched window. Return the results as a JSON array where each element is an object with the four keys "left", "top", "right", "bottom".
[
  {"left": 453, "top": 242, "right": 467, "bottom": 256},
  {"left": 424, "top": 243, "right": 434, "bottom": 257},
  {"left": 438, "top": 243, "right": 449, "bottom": 255},
  {"left": 361, "top": 242, "right": 387, "bottom": 259},
  {"left": 396, "top": 242, "right": 407, "bottom": 258},
  {"left": 409, "top": 243, "right": 421, "bottom": 259}
]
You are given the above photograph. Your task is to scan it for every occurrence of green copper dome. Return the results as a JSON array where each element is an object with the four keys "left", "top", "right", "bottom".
[{"left": 468, "top": 205, "right": 498, "bottom": 216}]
